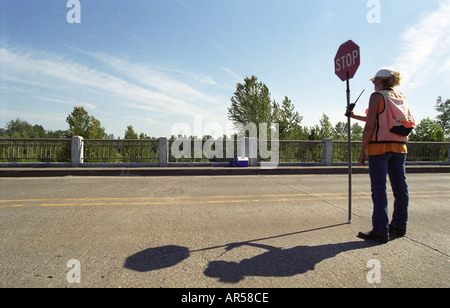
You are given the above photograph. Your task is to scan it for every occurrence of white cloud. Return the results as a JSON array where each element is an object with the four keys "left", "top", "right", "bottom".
[
  {"left": 0, "top": 45, "right": 226, "bottom": 127},
  {"left": 395, "top": 1, "right": 450, "bottom": 90},
  {"left": 83, "top": 51, "right": 221, "bottom": 105}
]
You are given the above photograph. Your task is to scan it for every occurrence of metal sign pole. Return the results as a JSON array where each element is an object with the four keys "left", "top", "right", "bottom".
[
  {"left": 346, "top": 71, "right": 352, "bottom": 224},
  {"left": 334, "top": 40, "right": 360, "bottom": 224}
]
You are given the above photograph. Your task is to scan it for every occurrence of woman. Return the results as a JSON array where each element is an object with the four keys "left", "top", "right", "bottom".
[{"left": 349, "top": 69, "right": 415, "bottom": 243}]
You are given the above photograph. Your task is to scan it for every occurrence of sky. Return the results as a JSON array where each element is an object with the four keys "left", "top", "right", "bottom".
[{"left": 1, "top": 0, "right": 450, "bottom": 139}]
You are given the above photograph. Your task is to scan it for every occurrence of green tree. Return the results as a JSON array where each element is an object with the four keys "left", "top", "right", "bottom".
[
  {"left": 435, "top": 96, "right": 450, "bottom": 139},
  {"left": 351, "top": 122, "right": 363, "bottom": 140},
  {"left": 307, "top": 125, "right": 320, "bottom": 140},
  {"left": 228, "top": 75, "right": 274, "bottom": 137},
  {"left": 2, "top": 118, "right": 49, "bottom": 138},
  {"left": 273, "top": 96, "right": 303, "bottom": 140},
  {"left": 66, "top": 106, "right": 107, "bottom": 139},
  {"left": 317, "top": 113, "right": 333, "bottom": 139},
  {"left": 46, "top": 130, "right": 68, "bottom": 139},
  {"left": 333, "top": 121, "right": 347, "bottom": 140},
  {"left": 333, "top": 121, "right": 363, "bottom": 141},
  {"left": 124, "top": 125, "right": 138, "bottom": 139},
  {"left": 32, "top": 124, "right": 46, "bottom": 138},
  {"left": 409, "top": 118, "right": 445, "bottom": 142},
  {"left": 5, "top": 118, "right": 30, "bottom": 138},
  {"left": 139, "top": 132, "right": 152, "bottom": 140},
  {"left": 292, "top": 125, "right": 310, "bottom": 140},
  {"left": 228, "top": 75, "right": 304, "bottom": 140}
]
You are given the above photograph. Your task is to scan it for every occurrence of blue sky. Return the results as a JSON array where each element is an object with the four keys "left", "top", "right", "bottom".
[{"left": 1, "top": 0, "right": 450, "bottom": 138}]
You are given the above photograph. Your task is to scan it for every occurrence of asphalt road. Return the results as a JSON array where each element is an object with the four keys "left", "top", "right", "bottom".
[{"left": 0, "top": 173, "right": 449, "bottom": 288}]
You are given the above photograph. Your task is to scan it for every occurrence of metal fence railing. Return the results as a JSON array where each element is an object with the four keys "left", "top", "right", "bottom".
[
  {"left": 406, "top": 142, "right": 449, "bottom": 162},
  {"left": 83, "top": 139, "right": 159, "bottom": 163},
  {"left": 332, "top": 141, "right": 362, "bottom": 163},
  {"left": 1, "top": 138, "right": 449, "bottom": 166},
  {"left": 0, "top": 138, "right": 71, "bottom": 163},
  {"left": 277, "top": 140, "right": 323, "bottom": 163}
]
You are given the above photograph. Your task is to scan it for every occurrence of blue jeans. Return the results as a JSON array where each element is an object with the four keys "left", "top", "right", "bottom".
[{"left": 368, "top": 152, "right": 409, "bottom": 236}]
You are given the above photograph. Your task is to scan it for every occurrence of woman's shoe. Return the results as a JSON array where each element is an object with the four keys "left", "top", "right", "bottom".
[
  {"left": 389, "top": 225, "right": 406, "bottom": 237},
  {"left": 357, "top": 231, "right": 389, "bottom": 243}
]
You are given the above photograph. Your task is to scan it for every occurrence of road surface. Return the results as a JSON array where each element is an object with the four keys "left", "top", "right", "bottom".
[{"left": 0, "top": 173, "right": 448, "bottom": 288}]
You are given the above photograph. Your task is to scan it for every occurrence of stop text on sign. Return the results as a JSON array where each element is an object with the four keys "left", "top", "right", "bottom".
[{"left": 335, "top": 50, "right": 359, "bottom": 72}]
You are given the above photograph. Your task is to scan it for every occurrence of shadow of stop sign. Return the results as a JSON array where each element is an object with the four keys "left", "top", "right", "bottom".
[{"left": 335, "top": 40, "right": 360, "bottom": 81}]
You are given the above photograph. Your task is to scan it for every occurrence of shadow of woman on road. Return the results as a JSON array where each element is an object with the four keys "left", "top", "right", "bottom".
[
  {"left": 203, "top": 240, "right": 380, "bottom": 283},
  {"left": 123, "top": 224, "right": 383, "bottom": 283}
]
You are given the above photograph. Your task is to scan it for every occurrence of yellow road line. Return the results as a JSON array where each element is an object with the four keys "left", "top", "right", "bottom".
[
  {"left": 0, "top": 193, "right": 448, "bottom": 208},
  {"left": 0, "top": 193, "right": 362, "bottom": 204},
  {"left": 0, "top": 190, "right": 443, "bottom": 204}
]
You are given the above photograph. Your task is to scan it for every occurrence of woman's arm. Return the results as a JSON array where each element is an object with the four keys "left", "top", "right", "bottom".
[
  {"left": 349, "top": 112, "right": 367, "bottom": 122},
  {"left": 359, "top": 92, "right": 382, "bottom": 166}
]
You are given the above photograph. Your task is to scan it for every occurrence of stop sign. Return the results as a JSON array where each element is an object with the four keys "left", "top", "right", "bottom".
[{"left": 334, "top": 40, "right": 360, "bottom": 81}]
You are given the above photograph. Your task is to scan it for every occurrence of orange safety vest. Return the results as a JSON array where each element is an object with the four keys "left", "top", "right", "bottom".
[{"left": 369, "top": 90, "right": 415, "bottom": 144}]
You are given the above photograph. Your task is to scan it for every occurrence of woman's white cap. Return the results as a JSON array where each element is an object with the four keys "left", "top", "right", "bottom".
[{"left": 370, "top": 69, "right": 394, "bottom": 81}]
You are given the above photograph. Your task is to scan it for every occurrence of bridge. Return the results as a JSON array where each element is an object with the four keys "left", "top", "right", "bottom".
[
  {"left": 1, "top": 137, "right": 449, "bottom": 167},
  {"left": 0, "top": 173, "right": 448, "bottom": 288},
  {"left": 1, "top": 137, "right": 449, "bottom": 289}
]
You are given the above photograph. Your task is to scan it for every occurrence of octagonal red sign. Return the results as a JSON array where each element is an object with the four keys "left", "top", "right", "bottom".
[{"left": 334, "top": 40, "right": 360, "bottom": 81}]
